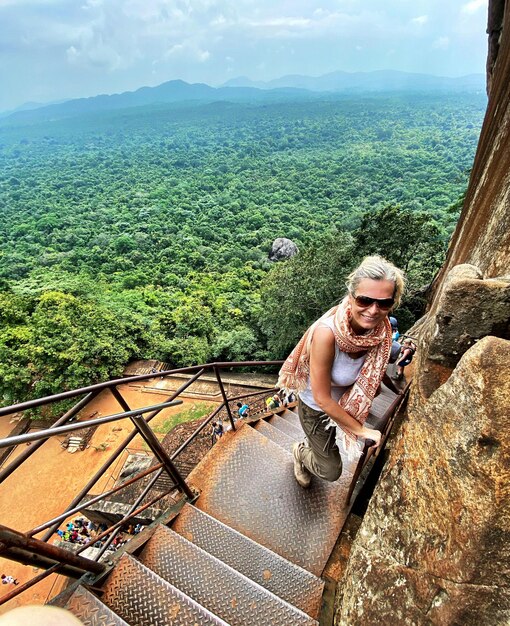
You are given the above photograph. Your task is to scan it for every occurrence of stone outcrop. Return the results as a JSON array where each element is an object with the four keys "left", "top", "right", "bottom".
[
  {"left": 268, "top": 237, "right": 298, "bottom": 261},
  {"left": 335, "top": 337, "right": 510, "bottom": 625},
  {"left": 411, "top": 264, "right": 510, "bottom": 403}
]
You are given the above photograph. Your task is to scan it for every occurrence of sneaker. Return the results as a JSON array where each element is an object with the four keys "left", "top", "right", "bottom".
[{"left": 292, "top": 443, "right": 311, "bottom": 488}]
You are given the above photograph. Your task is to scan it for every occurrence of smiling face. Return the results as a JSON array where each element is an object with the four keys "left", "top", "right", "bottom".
[{"left": 348, "top": 278, "right": 395, "bottom": 334}]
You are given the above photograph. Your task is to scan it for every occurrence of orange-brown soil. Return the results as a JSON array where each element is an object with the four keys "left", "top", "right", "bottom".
[{"left": 0, "top": 380, "right": 215, "bottom": 614}]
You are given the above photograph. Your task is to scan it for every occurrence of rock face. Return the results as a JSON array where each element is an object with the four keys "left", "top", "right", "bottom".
[
  {"left": 335, "top": 337, "right": 510, "bottom": 625},
  {"left": 430, "top": 0, "right": 510, "bottom": 288},
  {"left": 268, "top": 237, "right": 298, "bottom": 261},
  {"left": 335, "top": 3, "right": 510, "bottom": 623}
]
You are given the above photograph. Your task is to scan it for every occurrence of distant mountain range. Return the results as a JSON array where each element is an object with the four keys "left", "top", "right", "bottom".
[
  {"left": 223, "top": 70, "right": 485, "bottom": 93},
  {"left": 1, "top": 70, "right": 485, "bottom": 126},
  {"left": 0, "top": 81, "right": 312, "bottom": 125}
]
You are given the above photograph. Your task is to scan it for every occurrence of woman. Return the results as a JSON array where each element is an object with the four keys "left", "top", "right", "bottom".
[{"left": 277, "top": 255, "right": 405, "bottom": 488}]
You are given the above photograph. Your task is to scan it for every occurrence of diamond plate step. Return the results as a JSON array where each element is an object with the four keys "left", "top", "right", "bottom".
[
  {"left": 278, "top": 408, "right": 302, "bottom": 429},
  {"left": 252, "top": 419, "right": 295, "bottom": 453},
  {"left": 186, "top": 423, "right": 353, "bottom": 576},
  {"left": 172, "top": 503, "right": 324, "bottom": 619},
  {"left": 266, "top": 414, "right": 303, "bottom": 439},
  {"left": 63, "top": 585, "right": 129, "bottom": 626},
  {"left": 101, "top": 553, "right": 228, "bottom": 626},
  {"left": 140, "top": 524, "right": 318, "bottom": 626}
]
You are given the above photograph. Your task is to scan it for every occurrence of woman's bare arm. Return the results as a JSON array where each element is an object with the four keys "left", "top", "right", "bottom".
[{"left": 309, "top": 326, "right": 382, "bottom": 446}]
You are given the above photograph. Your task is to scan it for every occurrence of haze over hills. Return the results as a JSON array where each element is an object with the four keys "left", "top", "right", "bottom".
[
  {"left": 1, "top": 70, "right": 486, "bottom": 126},
  {"left": 0, "top": 81, "right": 312, "bottom": 126},
  {"left": 223, "top": 70, "right": 486, "bottom": 92}
]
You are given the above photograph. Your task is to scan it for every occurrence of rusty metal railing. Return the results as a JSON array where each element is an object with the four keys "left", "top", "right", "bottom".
[{"left": 0, "top": 360, "right": 283, "bottom": 605}]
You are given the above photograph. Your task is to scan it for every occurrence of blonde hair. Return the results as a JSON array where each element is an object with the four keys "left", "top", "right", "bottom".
[{"left": 346, "top": 255, "right": 406, "bottom": 309}]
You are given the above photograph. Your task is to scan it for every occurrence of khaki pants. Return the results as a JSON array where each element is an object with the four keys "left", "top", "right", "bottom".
[{"left": 297, "top": 398, "right": 342, "bottom": 482}]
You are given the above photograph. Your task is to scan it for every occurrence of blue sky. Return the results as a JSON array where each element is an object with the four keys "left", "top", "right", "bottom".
[{"left": 0, "top": 0, "right": 489, "bottom": 111}]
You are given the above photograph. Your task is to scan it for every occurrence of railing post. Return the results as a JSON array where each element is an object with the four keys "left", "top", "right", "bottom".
[
  {"left": 213, "top": 365, "right": 236, "bottom": 431},
  {"left": 129, "top": 413, "right": 195, "bottom": 501},
  {"left": 110, "top": 386, "right": 130, "bottom": 412},
  {"left": 109, "top": 386, "right": 194, "bottom": 500}
]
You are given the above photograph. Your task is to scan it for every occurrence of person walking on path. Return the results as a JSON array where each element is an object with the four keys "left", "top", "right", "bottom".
[
  {"left": 266, "top": 394, "right": 280, "bottom": 410},
  {"left": 278, "top": 255, "right": 405, "bottom": 488},
  {"left": 236, "top": 402, "right": 250, "bottom": 419},
  {"left": 211, "top": 420, "right": 224, "bottom": 444}
]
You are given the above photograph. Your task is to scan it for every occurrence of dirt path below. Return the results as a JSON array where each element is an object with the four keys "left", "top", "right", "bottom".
[{"left": 0, "top": 380, "right": 216, "bottom": 614}]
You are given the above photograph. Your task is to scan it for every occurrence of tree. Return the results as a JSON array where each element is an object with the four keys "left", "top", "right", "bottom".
[
  {"left": 353, "top": 205, "right": 446, "bottom": 329},
  {"left": 212, "top": 326, "right": 260, "bottom": 362},
  {"left": 258, "top": 230, "right": 357, "bottom": 357}
]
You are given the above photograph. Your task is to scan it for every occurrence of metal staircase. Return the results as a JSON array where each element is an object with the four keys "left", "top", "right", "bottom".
[
  {"left": 51, "top": 403, "right": 370, "bottom": 625},
  {"left": 0, "top": 357, "right": 405, "bottom": 625}
]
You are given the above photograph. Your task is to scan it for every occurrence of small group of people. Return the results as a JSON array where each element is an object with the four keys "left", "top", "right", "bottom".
[
  {"left": 266, "top": 389, "right": 296, "bottom": 411},
  {"left": 277, "top": 255, "right": 416, "bottom": 489},
  {"left": 89, "top": 524, "right": 143, "bottom": 551},
  {"left": 1, "top": 574, "right": 19, "bottom": 586},
  {"left": 211, "top": 402, "right": 252, "bottom": 444},
  {"left": 56, "top": 517, "right": 94, "bottom": 544}
]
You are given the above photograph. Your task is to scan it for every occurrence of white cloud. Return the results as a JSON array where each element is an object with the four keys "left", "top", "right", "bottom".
[
  {"left": 248, "top": 17, "right": 311, "bottom": 29},
  {"left": 164, "top": 44, "right": 184, "bottom": 59},
  {"left": 461, "top": 0, "right": 487, "bottom": 14},
  {"left": 411, "top": 15, "right": 428, "bottom": 25},
  {"left": 432, "top": 36, "right": 450, "bottom": 50},
  {"left": 66, "top": 41, "right": 125, "bottom": 70}
]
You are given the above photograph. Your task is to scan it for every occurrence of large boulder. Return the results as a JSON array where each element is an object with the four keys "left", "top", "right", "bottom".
[
  {"left": 335, "top": 336, "right": 510, "bottom": 625},
  {"left": 268, "top": 237, "right": 298, "bottom": 261}
]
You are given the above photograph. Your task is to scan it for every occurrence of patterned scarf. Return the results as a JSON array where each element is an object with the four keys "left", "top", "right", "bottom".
[{"left": 277, "top": 296, "right": 391, "bottom": 425}]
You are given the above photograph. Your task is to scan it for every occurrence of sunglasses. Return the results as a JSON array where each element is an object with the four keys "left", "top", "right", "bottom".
[{"left": 353, "top": 294, "right": 395, "bottom": 310}]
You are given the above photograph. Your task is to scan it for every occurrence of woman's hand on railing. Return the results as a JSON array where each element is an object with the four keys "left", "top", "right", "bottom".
[{"left": 361, "top": 427, "right": 382, "bottom": 449}]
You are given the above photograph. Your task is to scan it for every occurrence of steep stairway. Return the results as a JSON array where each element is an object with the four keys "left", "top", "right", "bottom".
[{"left": 55, "top": 390, "right": 398, "bottom": 624}]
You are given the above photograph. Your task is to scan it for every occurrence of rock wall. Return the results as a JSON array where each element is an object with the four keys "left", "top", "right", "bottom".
[
  {"left": 335, "top": 2, "right": 510, "bottom": 623},
  {"left": 335, "top": 338, "right": 510, "bottom": 625}
]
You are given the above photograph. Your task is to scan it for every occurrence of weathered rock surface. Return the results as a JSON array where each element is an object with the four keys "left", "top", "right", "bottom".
[
  {"left": 335, "top": 337, "right": 510, "bottom": 625},
  {"left": 268, "top": 237, "right": 298, "bottom": 261},
  {"left": 409, "top": 264, "right": 510, "bottom": 404}
]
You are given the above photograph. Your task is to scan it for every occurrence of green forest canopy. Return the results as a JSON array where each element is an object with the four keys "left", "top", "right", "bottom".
[{"left": 0, "top": 92, "right": 486, "bottom": 404}]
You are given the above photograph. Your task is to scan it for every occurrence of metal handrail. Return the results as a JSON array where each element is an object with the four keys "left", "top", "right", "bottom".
[
  {"left": 0, "top": 360, "right": 283, "bottom": 604},
  {"left": 38, "top": 367, "right": 207, "bottom": 543},
  {"left": 0, "top": 400, "right": 182, "bottom": 449},
  {"left": 0, "top": 390, "right": 99, "bottom": 483},
  {"left": 0, "top": 361, "right": 283, "bottom": 417}
]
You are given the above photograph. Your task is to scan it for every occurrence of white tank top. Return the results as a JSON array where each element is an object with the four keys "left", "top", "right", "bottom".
[{"left": 299, "top": 317, "right": 366, "bottom": 412}]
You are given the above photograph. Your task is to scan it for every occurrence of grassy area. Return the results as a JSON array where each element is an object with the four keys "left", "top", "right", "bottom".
[{"left": 151, "top": 402, "right": 217, "bottom": 435}]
